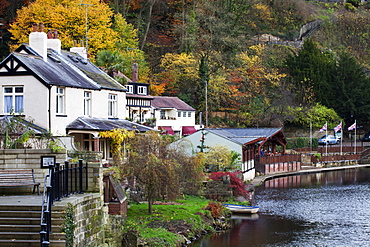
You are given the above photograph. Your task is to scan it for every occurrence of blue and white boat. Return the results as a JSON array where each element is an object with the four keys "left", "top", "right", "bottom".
[{"left": 222, "top": 204, "right": 259, "bottom": 214}]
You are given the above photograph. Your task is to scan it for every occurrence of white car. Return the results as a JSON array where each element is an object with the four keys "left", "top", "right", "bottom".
[{"left": 318, "top": 135, "right": 339, "bottom": 145}]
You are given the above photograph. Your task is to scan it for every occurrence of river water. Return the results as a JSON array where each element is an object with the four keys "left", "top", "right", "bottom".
[{"left": 191, "top": 167, "right": 370, "bottom": 247}]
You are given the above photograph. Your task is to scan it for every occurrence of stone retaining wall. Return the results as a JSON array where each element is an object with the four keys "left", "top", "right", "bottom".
[
  {"left": 0, "top": 149, "right": 66, "bottom": 194},
  {"left": 0, "top": 149, "right": 102, "bottom": 194},
  {"left": 203, "top": 181, "right": 233, "bottom": 199},
  {"left": 54, "top": 193, "right": 108, "bottom": 247}
]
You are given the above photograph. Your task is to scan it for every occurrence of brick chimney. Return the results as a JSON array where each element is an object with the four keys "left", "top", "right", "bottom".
[
  {"left": 132, "top": 61, "right": 138, "bottom": 82},
  {"left": 29, "top": 22, "right": 47, "bottom": 61}
]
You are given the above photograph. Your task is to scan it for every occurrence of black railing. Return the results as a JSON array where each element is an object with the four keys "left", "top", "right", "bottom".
[{"left": 40, "top": 160, "right": 88, "bottom": 246}]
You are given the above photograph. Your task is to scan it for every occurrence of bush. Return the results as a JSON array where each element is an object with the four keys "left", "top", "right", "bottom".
[
  {"left": 286, "top": 137, "right": 318, "bottom": 149},
  {"left": 208, "top": 172, "right": 249, "bottom": 199}
]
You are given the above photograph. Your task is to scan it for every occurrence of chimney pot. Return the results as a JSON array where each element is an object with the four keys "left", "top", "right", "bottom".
[
  {"left": 47, "top": 29, "right": 52, "bottom": 39},
  {"left": 32, "top": 23, "right": 37, "bottom": 32},
  {"left": 53, "top": 29, "right": 58, "bottom": 39},
  {"left": 39, "top": 22, "right": 44, "bottom": 32}
]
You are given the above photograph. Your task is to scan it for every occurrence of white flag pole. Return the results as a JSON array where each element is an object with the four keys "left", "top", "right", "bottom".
[
  {"left": 354, "top": 120, "right": 357, "bottom": 154},
  {"left": 325, "top": 122, "right": 328, "bottom": 156},
  {"left": 310, "top": 121, "right": 312, "bottom": 153},
  {"left": 340, "top": 121, "right": 343, "bottom": 155}
]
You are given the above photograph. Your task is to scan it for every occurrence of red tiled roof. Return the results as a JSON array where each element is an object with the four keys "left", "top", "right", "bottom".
[{"left": 151, "top": 96, "right": 195, "bottom": 111}]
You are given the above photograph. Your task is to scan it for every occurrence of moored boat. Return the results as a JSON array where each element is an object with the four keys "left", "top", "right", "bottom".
[{"left": 222, "top": 204, "right": 259, "bottom": 214}]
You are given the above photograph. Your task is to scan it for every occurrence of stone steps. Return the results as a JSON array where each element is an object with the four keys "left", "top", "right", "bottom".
[{"left": 0, "top": 204, "right": 66, "bottom": 246}]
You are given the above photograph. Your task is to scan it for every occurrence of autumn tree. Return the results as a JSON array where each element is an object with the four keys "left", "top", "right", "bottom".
[
  {"left": 9, "top": 0, "right": 138, "bottom": 63},
  {"left": 204, "top": 145, "right": 241, "bottom": 172},
  {"left": 124, "top": 131, "right": 204, "bottom": 214}
]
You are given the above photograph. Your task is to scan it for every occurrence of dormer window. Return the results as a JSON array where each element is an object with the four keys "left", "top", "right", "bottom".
[
  {"left": 126, "top": 85, "right": 133, "bottom": 94},
  {"left": 138, "top": 86, "right": 147, "bottom": 95}
]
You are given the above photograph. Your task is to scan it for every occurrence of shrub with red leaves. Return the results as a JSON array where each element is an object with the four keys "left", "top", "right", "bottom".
[{"left": 208, "top": 171, "right": 249, "bottom": 199}]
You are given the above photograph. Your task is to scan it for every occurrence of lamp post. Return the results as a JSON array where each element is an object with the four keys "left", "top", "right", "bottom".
[
  {"left": 205, "top": 80, "right": 208, "bottom": 128},
  {"left": 79, "top": 2, "right": 93, "bottom": 54}
]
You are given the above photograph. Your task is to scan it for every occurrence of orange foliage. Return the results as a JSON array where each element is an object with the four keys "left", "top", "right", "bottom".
[{"left": 204, "top": 201, "right": 226, "bottom": 218}]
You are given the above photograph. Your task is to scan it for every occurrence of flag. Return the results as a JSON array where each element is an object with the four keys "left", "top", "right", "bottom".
[
  {"left": 348, "top": 122, "right": 356, "bottom": 131},
  {"left": 319, "top": 123, "right": 327, "bottom": 133},
  {"left": 334, "top": 122, "right": 342, "bottom": 133}
]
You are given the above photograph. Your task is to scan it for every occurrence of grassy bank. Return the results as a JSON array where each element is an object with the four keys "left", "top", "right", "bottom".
[{"left": 123, "top": 195, "right": 221, "bottom": 246}]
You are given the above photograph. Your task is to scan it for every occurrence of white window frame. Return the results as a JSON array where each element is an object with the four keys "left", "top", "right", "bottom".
[
  {"left": 56, "top": 87, "right": 65, "bottom": 114},
  {"left": 3, "top": 86, "right": 24, "bottom": 114},
  {"left": 138, "top": 86, "right": 147, "bottom": 95},
  {"left": 108, "top": 94, "right": 117, "bottom": 118},
  {"left": 178, "top": 111, "right": 181, "bottom": 118},
  {"left": 183, "top": 111, "right": 186, "bottom": 117},
  {"left": 84, "top": 91, "right": 91, "bottom": 116},
  {"left": 160, "top": 110, "right": 166, "bottom": 119},
  {"left": 126, "top": 85, "right": 134, "bottom": 94},
  {"left": 188, "top": 111, "right": 191, "bottom": 117}
]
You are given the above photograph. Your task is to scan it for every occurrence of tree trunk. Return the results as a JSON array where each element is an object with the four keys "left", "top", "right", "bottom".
[
  {"left": 148, "top": 191, "right": 153, "bottom": 214},
  {"left": 140, "top": 0, "right": 156, "bottom": 50}
]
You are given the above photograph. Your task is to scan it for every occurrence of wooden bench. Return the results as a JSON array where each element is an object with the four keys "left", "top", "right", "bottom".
[{"left": 0, "top": 169, "right": 40, "bottom": 195}]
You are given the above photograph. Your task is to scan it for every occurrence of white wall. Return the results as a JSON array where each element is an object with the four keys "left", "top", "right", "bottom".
[
  {"left": 0, "top": 75, "right": 49, "bottom": 128},
  {"left": 50, "top": 86, "right": 126, "bottom": 135},
  {"left": 154, "top": 109, "right": 195, "bottom": 132},
  {"left": 1, "top": 76, "right": 126, "bottom": 136},
  {"left": 177, "top": 130, "right": 256, "bottom": 180},
  {"left": 180, "top": 130, "right": 243, "bottom": 155}
]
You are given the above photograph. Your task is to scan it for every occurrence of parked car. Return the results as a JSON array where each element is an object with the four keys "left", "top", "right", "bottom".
[
  {"left": 362, "top": 131, "right": 370, "bottom": 142},
  {"left": 318, "top": 135, "right": 339, "bottom": 145}
]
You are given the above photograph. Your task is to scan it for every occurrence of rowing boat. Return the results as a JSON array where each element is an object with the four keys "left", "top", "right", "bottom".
[{"left": 222, "top": 204, "right": 259, "bottom": 214}]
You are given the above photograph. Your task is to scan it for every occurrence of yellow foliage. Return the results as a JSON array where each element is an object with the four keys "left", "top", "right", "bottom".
[
  {"left": 9, "top": 0, "right": 134, "bottom": 60},
  {"left": 160, "top": 52, "right": 199, "bottom": 76},
  {"left": 236, "top": 44, "right": 286, "bottom": 88},
  {"left": 99, "top": 128, "right": 135, "bottom": 164},
  {"left": 204, "top": 145, "right": 232, "bottom": 169}
]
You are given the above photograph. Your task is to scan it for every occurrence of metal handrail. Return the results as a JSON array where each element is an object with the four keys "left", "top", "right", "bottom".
[
  {"left": 40, "top": 164, "right": 53, "bottom": 246},
  {"left": 39, "top": 160, "right": 88, "bottom": 246}
]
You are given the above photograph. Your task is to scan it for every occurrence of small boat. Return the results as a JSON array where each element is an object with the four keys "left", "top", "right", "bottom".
[{"left": 222, "top": 204, "right": 259, "bottom": 214}]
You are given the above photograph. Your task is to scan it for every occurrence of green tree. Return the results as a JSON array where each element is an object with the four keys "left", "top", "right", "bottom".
[
  {"left": 284, "top": 103, "right": 341, "bottom": 129},
  {"left": 285, "top": 39, "right": 336, "bottom": 106},
  {"left": 330, "top": 52, "right": 370, "bottom": 123}
]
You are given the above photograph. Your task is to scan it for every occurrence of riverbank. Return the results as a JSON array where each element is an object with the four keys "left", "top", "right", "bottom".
[
  {"left": 121, "top": 164, "right": 370, "bottom": 247},
  {"left": 245, "top": 163, "right": 370, "bottom": 192},
  {"left": 121, "top": 195, "right": 228, "bottom": 247}
]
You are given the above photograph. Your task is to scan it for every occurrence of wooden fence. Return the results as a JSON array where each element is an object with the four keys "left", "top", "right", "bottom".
[
  {"left": 311, "top": 154, "right": 361, "bottom": 163},
  {"left": 294, "top": 146, "right": 365, "bottom": 154},
  {"left": 255, "top": 154, "right": 301, "bottom": 174}
]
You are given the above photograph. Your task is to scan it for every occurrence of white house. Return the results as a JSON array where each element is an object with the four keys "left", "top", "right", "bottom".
[
  {"left": 117, "top": 64, "right": 198, "bottom": 136},
  {"left": 177, "top": 127, "right": 287, "bottom": 181},
  {"left": 151, "top": 96, "right": 197, "bottom": 136},
  {"left": 0, "top": 23, "right": 153, "bottom": 160}
]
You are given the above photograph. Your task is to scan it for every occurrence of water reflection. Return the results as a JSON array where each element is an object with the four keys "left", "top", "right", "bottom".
[
  {"left": 191, "top": 167, "right": 370, "bottom": 247},
  {"left": 262, "top": 168, "right": 370, "bottom": 189}
]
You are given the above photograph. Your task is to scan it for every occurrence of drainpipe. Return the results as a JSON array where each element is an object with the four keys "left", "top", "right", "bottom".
[{"left": 48, "top": 86, "right": 51, "bottom": 131}]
